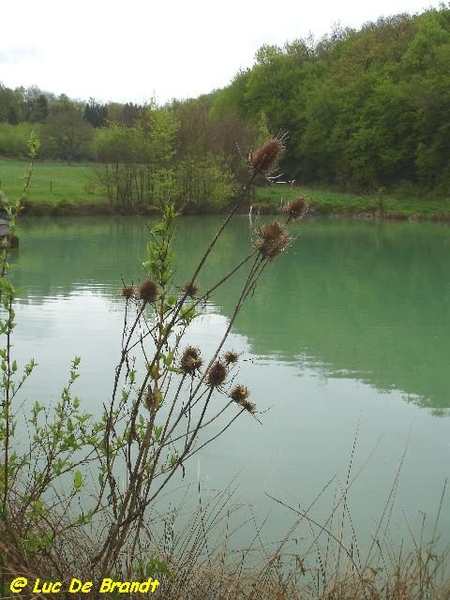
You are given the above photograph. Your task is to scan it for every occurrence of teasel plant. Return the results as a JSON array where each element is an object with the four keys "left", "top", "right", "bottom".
[
  {"left": 93, "top": 134, "right": 310, "bottom": 577},
  {"left": 0, "top": 134, "right": 310, "bottom": 588}
]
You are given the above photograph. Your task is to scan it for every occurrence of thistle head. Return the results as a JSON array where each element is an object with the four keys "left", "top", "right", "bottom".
[
  {"left": 255, "top": 221, "right": 291, "bottom": 259},
  {"left": 230, "top": 384, "right": 250, "bottom": 403},
  {"left": 240, "top": 399, "right": 257, "bottom": 414},
  {"left": 207, "top": 361, "right": 227, "bottom": 388},
  {"left": 224, "top": 350, "right": 240, "bottom": 366},
  {"left": 180, "top": 346, "right": 203, "bottom": 375},
  {"left": 182, "top": 280, "right": 199, "bottom": 298},
  {"left": 230, "top": 385, "right": 256, "bottom": 414},
  {"left": 249, "top": 135, "right": 286, "bottom": 175},
  {"left": 121, "top": 285, "right": 135, "bottom": 299},
  {"left": 139, "top": 279, "right": 159, "bottom": 304},
  {"left": 284, "top": 196, "right": 309, "bottom": 223}
]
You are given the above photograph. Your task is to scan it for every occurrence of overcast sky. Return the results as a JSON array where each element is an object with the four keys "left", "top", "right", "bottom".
[{"left": 0, "top": 0, "right": 441, "bottom": 105}]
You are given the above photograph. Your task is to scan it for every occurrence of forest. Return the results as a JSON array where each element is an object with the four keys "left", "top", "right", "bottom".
[{"left": 1, "top": 4, "right": 449, "bottom": 207}]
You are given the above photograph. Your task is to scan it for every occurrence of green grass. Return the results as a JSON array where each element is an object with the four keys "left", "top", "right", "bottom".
[
  {"left": 2, "top": 159, "right": 450, "bottom": 219},
  {"left": 256, "top": 184, "right": 450, "bottom": 220},
  {"left": 0, "top": 158, "right": 108, "bottom": 207}
]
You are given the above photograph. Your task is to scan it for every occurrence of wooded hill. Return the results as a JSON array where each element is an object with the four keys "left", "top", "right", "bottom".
[
  {"left": 1, "top": 5, "right": 449, "bottom": 202},
  {"left": 208, "top": 5, "right": 450, "bottom": 196}
]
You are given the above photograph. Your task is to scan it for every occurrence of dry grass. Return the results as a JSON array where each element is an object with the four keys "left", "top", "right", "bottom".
[
  {"left": 1, "top": 428, "right": 449, "bottom": 600},
  {"left": 1, "top": 483, "right": 449, "bottom": 600}
]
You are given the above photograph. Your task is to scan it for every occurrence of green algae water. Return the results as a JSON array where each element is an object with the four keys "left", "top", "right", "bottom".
[{"left": 11, "top": 215, "right": 450, "bottom": 556}]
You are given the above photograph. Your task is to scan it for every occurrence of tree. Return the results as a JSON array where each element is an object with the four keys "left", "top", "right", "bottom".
[
  {"left": 21, "top": 86, "right": 50, "bottom": 123},
  {"left": 0, "top": 85, "right": 23, "bottom": 124},
  {"left": 42, "top": 108, "right": 93, "bottom": 162},
  {"left": 83, "top": 98, "right": 108, "bottom": 128},
  {"left": 95, "top": 106, "right": 179, "bottom": 208}
]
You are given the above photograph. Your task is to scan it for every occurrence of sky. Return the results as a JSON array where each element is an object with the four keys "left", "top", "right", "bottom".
[{"left": 0, "top": 0, "right": 443, "bottom": 106}]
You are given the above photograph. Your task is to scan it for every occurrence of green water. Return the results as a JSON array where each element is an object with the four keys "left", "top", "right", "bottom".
[{"left": 10, "top": 215, "right": 450, "bottom": 554}]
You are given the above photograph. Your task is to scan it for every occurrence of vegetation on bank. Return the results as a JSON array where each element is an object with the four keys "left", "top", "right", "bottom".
[
  {"left": 255, "top": 184, "right": 450, "bottom": 221},
  {"left": 2, "top": 5, "right": 450, "bottom": 209},
  {"left": 2, "top": 158, "right": 450, "bottom": 220}
]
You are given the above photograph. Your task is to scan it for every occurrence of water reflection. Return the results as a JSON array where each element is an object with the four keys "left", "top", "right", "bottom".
[
  {"left": 8, "top": 215, "right": 450, "bottom": 555},
  {"left": 13, "top": 215, "right": 450, "bottom": 413}
]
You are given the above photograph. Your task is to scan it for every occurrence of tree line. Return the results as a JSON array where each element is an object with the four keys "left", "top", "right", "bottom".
[
  {"left": 0, "top": 89, "right": 146, "bottom": 161},
  {"left": 209, "top": 5, "right": 450, "bottom": 196},
  {"left": 1, "top": 4, "right": 450, "bottom": 203}
]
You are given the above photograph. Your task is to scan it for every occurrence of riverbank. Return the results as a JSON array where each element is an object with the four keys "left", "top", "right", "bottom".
[
  {"left": 2, "top": 158, "right": 450, "bottom": 220},
  {"left": 254, "top": 184, "right": 450, "bottom": 221}
]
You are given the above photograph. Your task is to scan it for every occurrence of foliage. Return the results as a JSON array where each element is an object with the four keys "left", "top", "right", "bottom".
[
  {"left": 95, "top": 105, "right": 237, "bottom": 211},
  {"left": 0, "top": 134, "right": 302, "bottom": 585},
  {"left": 0, "top": 123, "right": 42, "bottom": 158},
  {"left": 41, "top": 108, "right": 94, "bottom": 163},
  {"left": 209, "top": 6, "right": 450, "bottom": 195},
  {"left": 2, "top": 5, "right": 450, "bottom": 197},
  {"left": 83, "top": 98, "right": 108, "bottom": 128},
  {"left": 1, "top": 138, "right": 450, "bottom": 599},
  {"left": 94, "top": 106, "right": 179, "bottom": 208}
]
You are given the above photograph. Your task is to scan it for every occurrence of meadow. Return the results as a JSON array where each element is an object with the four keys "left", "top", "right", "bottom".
[
  {"left": 255, "top": 184, "right": 450, "bottom": 221},
  {"left": 0, "top": 158, "right": 110, "bottom": 214},
  {"left": 2, "top": 158, "right": 450, "bottom": 219}
]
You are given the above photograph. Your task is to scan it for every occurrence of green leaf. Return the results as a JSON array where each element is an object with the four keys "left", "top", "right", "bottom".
[{"left": 73, "top": 470, "right": 83, "bottom": 490}]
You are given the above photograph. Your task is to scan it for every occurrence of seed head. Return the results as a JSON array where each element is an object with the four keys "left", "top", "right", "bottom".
[
  {"left": 241, "top": 399, "right": 257, "bottom": 414},
  {"left": 250, "top": 138, "right": 285, "bottom": 175},
  {"left": 207, "top": 361, "right": 227, "bottom": 388},
  {"left": 261, "top": 221, "right": 285, "bottom": 240},
  {"left": 180, "top": 346, "right": 203, "bottom": 375},
  {"left": 182, "top": 280, "right": 199, "bottom": 297},
  {"left": 284, "top": 196, "right": 309, "bottom": 223},
  {"left": 230, "top": 384, "right": 250, "bottom": 403},
  {"left": 121, "top": 285, "right": 135, "bottom": 299},
  {"left": 224, "top": 350, "right": 239, "bottom": 365},
  {"left": 255, "top": 221, "right": 291, "bottom": 259},
  {"left": 230, "top": 385, "right": 256, "bottom": 414},
  {"left": 139, "top": 279, "right": 159, "bottom": 304}
]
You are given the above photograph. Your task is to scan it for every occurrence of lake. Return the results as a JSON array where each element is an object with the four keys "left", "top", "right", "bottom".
[{"left": 9, "top": 214, "right": 450, "bottom": 562}]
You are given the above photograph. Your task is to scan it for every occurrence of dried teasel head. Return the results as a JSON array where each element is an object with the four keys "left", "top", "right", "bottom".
[
  {"left": 182, "top": 280, "right": 199, "bottom": 297},
  {"left": 139, "top": 279, "right": 159, "bottom": 304},
  {"left": 121, "top": 285, "right": 135, "bottom": 299},
  {"left": 180, "top": 346, "right": 203, "bottom": 375},
  {"left": 207, "top": 361, "right": 227, "bottom": 388},
  {"left": 255, "top": 221, "right": 291, "bottom": 260},
  {"left": 284, "top": 196, "right": 309, "bottom": 223},
  {"left": 230, "top": 384, "right": 250, "bottom": 403},
  {"left": 224, "top": 350, "right": 239, "bottom": 365},
  {"left": 240, "top": 399, "right": 257, "bottom": 414},
  {"left": 249, "top": 135, "right": 286, "bottom": 175},
  {"left": 230, "top": 385, "right": 256, "bottom": 414}
]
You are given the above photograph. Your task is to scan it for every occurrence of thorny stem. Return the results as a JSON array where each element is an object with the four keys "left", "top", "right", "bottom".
[
  {"left": 97, "top": 159, "right": 285, "bottom": 573},
  {"left": 118, "top": 254, "right": 269, "bottom": 534}
]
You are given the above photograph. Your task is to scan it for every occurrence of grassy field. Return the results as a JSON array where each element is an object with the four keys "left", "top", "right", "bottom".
[
  {"left": 0, "top": 158, "right": 109, "bottom": 214},
  {"left": 2, "top": 158, "right": 450, "bottom": 219},
  {"left": 255, "top": 183, "right": 450, "bottom": 220}
]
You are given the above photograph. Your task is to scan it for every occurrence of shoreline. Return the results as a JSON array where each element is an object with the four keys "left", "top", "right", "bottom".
[
  {"left": 2, "top": 160, "right": 449, "bottom": 221},
  {"left": 18, "top": 198, "right": 450, "bottom": 222}
]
